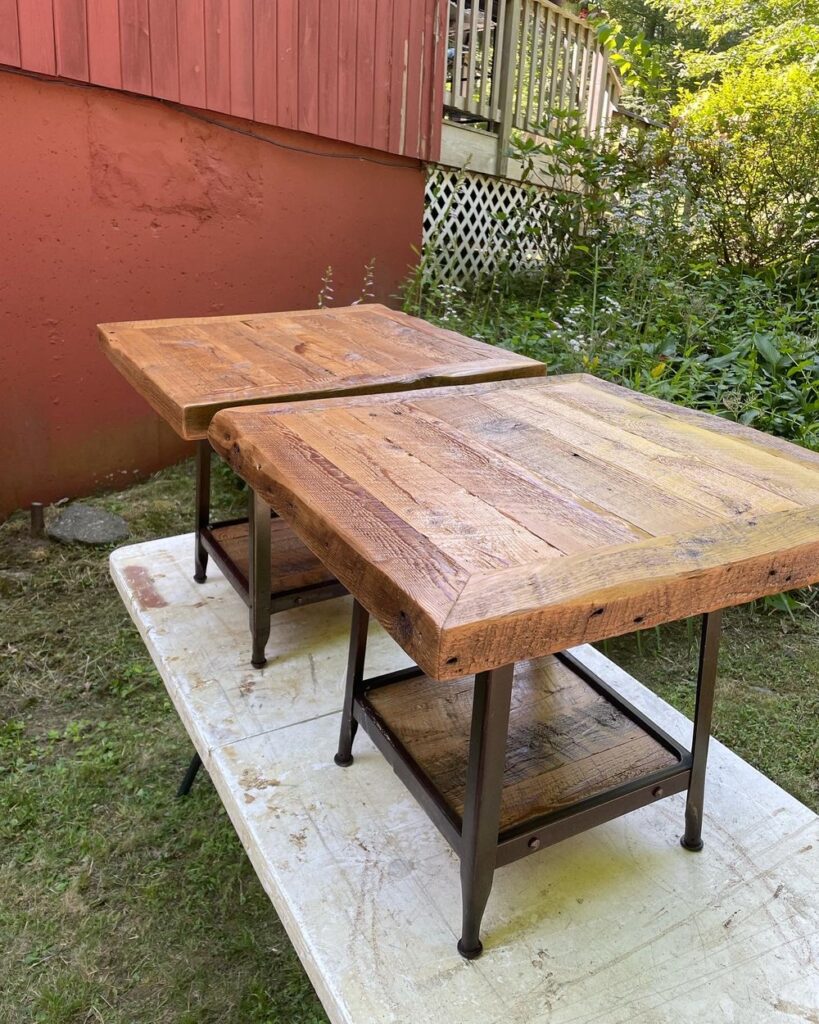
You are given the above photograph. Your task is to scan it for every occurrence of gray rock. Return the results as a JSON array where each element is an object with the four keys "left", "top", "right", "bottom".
[{"left": 47, "top": 503, "right": 129, "bottom": 545}]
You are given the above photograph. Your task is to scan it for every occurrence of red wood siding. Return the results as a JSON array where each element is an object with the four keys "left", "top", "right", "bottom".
[{"left": 0, "top": 0, "right": 445, "bottom": 160}]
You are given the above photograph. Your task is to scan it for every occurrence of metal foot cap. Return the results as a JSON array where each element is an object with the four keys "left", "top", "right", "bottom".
[
  {"left": 457, "top": 939, "right": 483, "bottom": 960},
  {"left": 680, "top": 835, "right": 704, "bottom": 852},
  {"left": 334, "top": 753, "right": 354, "bottom": 768},
  {"left": 193, "top": 572, "right": 207, "bottom": 583},
  {"left": 251, "top": 657, "right": 267, "bottom": 669}
]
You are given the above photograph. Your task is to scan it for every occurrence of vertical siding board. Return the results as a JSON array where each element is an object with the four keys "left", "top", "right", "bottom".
[
  {"left": 177, "top": 0, "right": 206, "bottom": 106},
  {"left": 403, "top": 0, "right": 424, "bottom": 156},
  {"left": 371, "top": 0, "right": 392, "bottom": 153},
  {"left": 229, "top": 0, "right": 253, "bottom": 120},
  {"left": 119, "top": 0, "right": 151, "bottom": 93},
  {"left": 336, "top": 0, "right": 356, "bottom": 142},
  {"left": 17, "top": 0, "right": 56, "bottom": 74},
  {"left": 87, "top": 0, "right": 122, "bottom": 88},
  {"left": 353, "top": 0, "right": 375, "bottom": 148},
  {"left": 10, "top": 0, "right": 438, "bottom": 157},
  {"left": 204, "top": 0, "right": 231, "bottom": 112},
  {"left": 148, "top": 0, "right": 179, "bottom": 100},
  {"left": 317, "top": 0, "right": 338, "bottom": 138},
  {"left": 276, "top": 1, "right": 298, "bottom": 129},
  {"left": 54, "top": 0, "right": 89, "bottom": 80},
  {"left": 417, "top": 0, "right": 436, "bottom": 158},
  {"left": 0, "top": 0, "right": 21, "bottom": 65},
  {"left": 298, "top": 0, "right": 319, "bottom": 135},
  {"left": 387, "top": 0, "right": 409, "bottom": 154},
  {"left": 252, "top": 0, "right": 275, "bottom": 122},
  {"left": 427, "top": 0, "right": 446, "bottom": 161}
]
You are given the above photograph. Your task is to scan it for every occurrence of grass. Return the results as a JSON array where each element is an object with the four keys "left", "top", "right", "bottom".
[{"left": 1, "top": 459, "right": 817, "bottom": 1023}]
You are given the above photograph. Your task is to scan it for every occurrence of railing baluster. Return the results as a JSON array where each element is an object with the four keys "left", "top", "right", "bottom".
[
  {"left": 490, "top": 0, "right": 507, "bottom": 123},
  {"left": 524, "top": 2, "right": 541, "bottom": 132},
  {"left": 466, "top": 0, "right": 481, "bottom": 114},
  {"left": 535, "top": 8, "right": 553, "bottom": 133},
  {"left": 496, "top": 0, "right": 523, "bottom": 175},
  {"left": 453, "top": 0, "right": 467, "bottom": 105},
  {"left": 546, "top": 11, "right": 563, "bottom": 135}
]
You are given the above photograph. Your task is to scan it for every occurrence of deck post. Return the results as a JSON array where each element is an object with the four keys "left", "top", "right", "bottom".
[{"left": 496, "top": 0, "right": 523, "bottom": 177}]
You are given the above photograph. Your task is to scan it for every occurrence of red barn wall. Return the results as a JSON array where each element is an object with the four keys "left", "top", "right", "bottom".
[{"left": 0, "top": 71, "right": 425, "bottom": 518}]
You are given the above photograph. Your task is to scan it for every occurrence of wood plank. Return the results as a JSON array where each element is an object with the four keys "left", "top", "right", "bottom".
[
  {"left": 402, "top": 0, "right": 424, "bottom": 156},
  {"left": 370, "top": 0, "right": 392, "bottom": 153},
  {"left": 17, "top": 0, "right": 55, "bottom": 74},
  {"left": 228, "top": 0, "right": 253, "bottom": 120},
  {"left": 367, "top": 655, "right": 679, "bottom": 832},
  {"left": 87, "top": 0, "right": 122, "bottom": 88},
  {"left": 210, "top": 518, "right": 336, "bottom": 593},
  {"left": 177, "top": 0, "right": 206, "bottom": 107},
  {"left": 353, "top": 0, "right": 376, "bottom": 148},
  {"left": 276, "top": 0, "right": 298, "bottom": 129},
  {"left": 0, "top": 0, "right": 21, "bottom": 66},
  {"left": 119, "top": 0, "right": 151, "bottom": 93},
  {"left": 493, "top": 388, "right": 798, "bottom": 518},
  {"left": 148, "top": 0, "right": 179, "bottom": 100},
  {"left": 550, "top": 378, "right": 819, "bottom": 507},
  {"left": 54, "top": 0, "right": 88, "bottom": 80},
  {"left": 280, "top": 406, "right": 560, "bottom": 572},
  {"left": 98, "top": 304, "right": 543, "bottom": 439},
  {"left": 317, "top": 0, "right": 339, "bottom": 138},
  {"left": 587, "top": 374, "right": 819, "bottom": 470},
  {"left": 297, "top": 0, "right": 319, "bottom": 135},
  {"left": 387, "top": 0, "right": 410, "bottom": 154},
  {"left": 204, "top": 0, "right": 231, "bottom": 112},
  {"left": 252, "top": 0, "right": 275, "bottom": 123},
  {"left": 427, "top": 0, "right": 446, "bottom": 160},
  {"left": 366, "top": 403, "right": 644, "bottom": 551},
  {"left": 417, "top": 393, "right": 719, "bottom": 536},
  {"left": 336, "top": 0, "right": 357, "bottom": 142}
]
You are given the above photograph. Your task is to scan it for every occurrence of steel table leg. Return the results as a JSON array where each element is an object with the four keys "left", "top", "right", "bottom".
[
  {"left": 335, "top": 599, "right": 369, "bottom": 767},
  {"left": 177, "top": 751, "right": 202, "bottom": 797},
  {"left": 194, "top": 440, "right": 211, "bottom": 583},
  {"left": 458, "top": 663, "right": 514, "bottom": 959},
  {"left": 249, "top": 488, "right": 272, "bottom": 668},
  {"left": 681, "top": 610, "right": 722, "bottom": 851}
]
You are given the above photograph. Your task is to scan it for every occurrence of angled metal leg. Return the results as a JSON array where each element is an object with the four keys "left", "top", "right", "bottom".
[
  {"left": 249, "top": 488, "right": 272, "bottom": 668},
  {"left": 681, "top": 610, "right": 722, "bottom": 852},
  {"left": 458, "top": 663, "right": 514, "bottom": 959},
  {"left": 335, "top": 599, "right": 369, "bottom": 767},
  {"left": 177, "top": 752, "right": 202, "bottom": 797},
  {"left": 194, "top": 441, "right": 211, "bottom": 582}
]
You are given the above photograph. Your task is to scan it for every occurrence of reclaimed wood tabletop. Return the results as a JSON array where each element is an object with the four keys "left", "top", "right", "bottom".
[
  {"left": 97, "top": 304, "right": 544, "bottom": 439},
  {"left": 209, "top": 373, "right": 819, "bottom": 680}
]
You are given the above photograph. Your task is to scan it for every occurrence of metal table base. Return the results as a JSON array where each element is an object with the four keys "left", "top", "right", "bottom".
[{"left": 335, "top": 599, "right": 722, "bottom": 959}]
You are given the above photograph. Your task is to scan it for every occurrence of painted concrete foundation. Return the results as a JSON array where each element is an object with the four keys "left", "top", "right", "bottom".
[
  {"left": 111, "top": 533, "right": 819, "bottom": 1024},
  {"left": 0, "top": 71, "right": 424, "bottom": 518}
]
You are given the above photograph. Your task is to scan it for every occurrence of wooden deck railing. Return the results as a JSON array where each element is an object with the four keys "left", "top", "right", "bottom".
[{"left": 444, "top": 0, "right": 620, "bottom": 158}]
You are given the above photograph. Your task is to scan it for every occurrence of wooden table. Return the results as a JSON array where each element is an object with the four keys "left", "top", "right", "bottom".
[
  {"left": 209, "top": 372, "right": 819, "bottom": 958},
  {"left": 98, "top": 304, "right": 543, "bottom": 667}
]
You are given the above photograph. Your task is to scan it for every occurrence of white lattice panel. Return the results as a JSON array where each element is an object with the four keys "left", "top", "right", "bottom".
[{"left": 423, "top": 166, "right": 562, "bottom": 284}]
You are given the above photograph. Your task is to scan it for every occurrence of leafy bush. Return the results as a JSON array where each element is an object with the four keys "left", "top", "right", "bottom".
[{"left": 673, "top": 64, "right": 819, "bottom": 269}]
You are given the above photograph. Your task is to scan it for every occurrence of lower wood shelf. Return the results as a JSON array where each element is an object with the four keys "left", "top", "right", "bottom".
[
  {"left": 203, "top": 518, "right": 342, "bottom": 602},
  {"left": 365, "top": 655, "right": 683, "bottom": 834}
]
